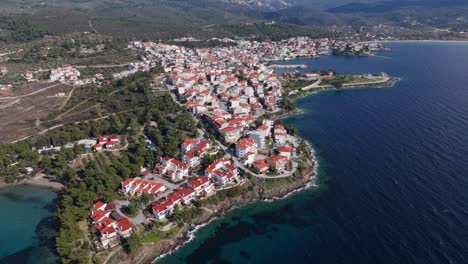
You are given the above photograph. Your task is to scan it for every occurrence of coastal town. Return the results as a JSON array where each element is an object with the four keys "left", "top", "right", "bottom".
[
  {"left": 0, "top": 35, "right": 392, "bottom": 263},
  {"left": 0, "top": 0, "right": 466, "bottom": 263},
  {"left": 86, "top": 37, "right": 327, "bottom": 251}
]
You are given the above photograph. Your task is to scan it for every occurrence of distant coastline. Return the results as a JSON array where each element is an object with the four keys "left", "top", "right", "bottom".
[{"left": 370, "top": 40, "right": 468, "bottom": 44}]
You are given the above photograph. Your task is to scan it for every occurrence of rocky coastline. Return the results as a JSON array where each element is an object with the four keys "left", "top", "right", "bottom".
[{"left": 105, "top": 147, "right": 318, "bottom": 264}]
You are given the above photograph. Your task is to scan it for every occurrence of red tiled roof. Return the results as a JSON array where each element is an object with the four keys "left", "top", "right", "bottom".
[
  {"left": 176, "top": 188, "right": 195, "bottom": 197},
  {"left": 188, "top": 176, "right": 209, "bottom": 188},
  {"left": 117, "top": 218, "right": 133, "bottom": 232},
  {"left": 152, "top": 203, "right": 166, "bottom": 213},
  {"left": 91, "top": 210, "right": 107, "bottom": 222},
  {"left": 277, "top": 146, "right": 293, "bottom": 153},
  {"left": 100, "top": 226, "right": 116, "bottom": 236},
  {"left": 93, "top": 201, "right": 106, "bottom": 210}
]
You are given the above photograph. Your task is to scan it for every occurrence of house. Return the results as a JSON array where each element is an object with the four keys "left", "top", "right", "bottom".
[
  {"left": 257, "top": 124, "right": 271, "bottom": 137},
  {"left": 277, "top": 146, "right": 293, "bottom": 160},
  {"left": 116, "top": 218, "right": 133, "bottom": 238},
  {"left": 267, "top": 155, "right": 289, "bottom": 172},
  {"left": 155, "top": 157, "right": 189, "bottom": 181},
  {"left": 254, "top": 160, "right": 269, "bottom": 174},
  {"left": 98, "top": 137, "right": 108, "bottom": 145},
  {"left": 105, "top": 141, "right": 116, "bottom": 149},
  {"left": 151, "top": 193, "right": 182, "bottom": 221},
  {"left": 121, "top": 178, "right": 166, "bottom": 196},
  {"left": 91, "top": 210, "right": 110, "bottom": 223},
  {"left": 151, "top": 203, "right": 168, "bottom": 221},
  {"left": 182, "top": 152, "right": 200, "bottom": 167},
  {"left": 100, "top": 226, "right": 119, "bottom": 248},
  {"left": 175, "top": 188, "right": 196, "bottom": 204},
  {"left": 93, "top": 217, "right": 117, "bottom": 230},
  {"left": 235, "top": 137, "right": 257, "bottom": 164},
  {"left": 205, "top": 158, "right": 238, "bottom": 186},
  {"left": 187, "top": 176, "right": 214, "bottom": 196},
  {"left": 93, "top": 201, "right": 107, "bottom": 212},
  {"left": 220, "top": 126, "right": 241, "bottom": 143},
  {"left": 305, "top": 72, "right": 319, "bottom": 80},
  {"left": 273, "top": 124, "right": 288, "bottom": 145},
  {"left": 181, "top": 138, "right": 210, "bottom": 167},
  {"left": 248, "top": 131, "right": 266, "bottom": 149},
  {"left": 108, "top": 136, "right": 120, "bottom": 142}
]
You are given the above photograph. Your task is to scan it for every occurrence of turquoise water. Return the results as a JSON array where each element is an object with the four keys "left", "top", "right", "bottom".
[
  {"left": 157, "top": 42, "right": 468, "bottom": 263},
  {"left": 0, "top": 185, "right": 58, "bottom": 264}
]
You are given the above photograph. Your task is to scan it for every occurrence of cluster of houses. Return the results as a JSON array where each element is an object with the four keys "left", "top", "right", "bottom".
[
  {"left": 151, "top": 157, "right": 237, "bottom": 221},
  {"left": 181, "top": 138, "right": 211, "bottom": 167},
  {"left": 49, "top": 64, "right": 83, "bottom": 84},
  {"left": 93, "top": 136, "right": 120, "bottom": 151},
  {"left": 235, "top": 121, "right": 294, "bottom": 174},
  {"left": 121, "top": 178, "right": 166, "bottom": 197},
  {"left": 128, "top": 37, "right": 305, "bottom": 176},
  {"left": 90, "top": 201, "right": 133, "bottom": 248},
  {"left": 152, "top": 137, "right": 212, "bottom": 182},
  {"left": 151, "top": 175, "right": 215, "bottom": 221}
]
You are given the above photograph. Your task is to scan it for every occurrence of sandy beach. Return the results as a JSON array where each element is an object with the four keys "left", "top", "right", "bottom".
[{"left": 0, "top": 173, "right": 64, "bottom": 191}]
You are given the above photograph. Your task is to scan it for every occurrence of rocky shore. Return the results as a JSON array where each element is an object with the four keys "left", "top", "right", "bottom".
[{"left": 105, "top": 149, "right": 318, "bottom": 264}]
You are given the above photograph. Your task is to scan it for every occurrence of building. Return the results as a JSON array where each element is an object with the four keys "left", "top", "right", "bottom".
[
  {"left": 235, "top": 137, "right": 257, "bottom": 164},
  {"left": 248, "top": 131, "right": 266, "bottom": 149},
  {"left": 100, "top": 226, "right": 119, "bottom": 248},
  {"left": 155, "top": 157, "right": 189, "bottom": 181},
  {"left": 220, "top": 126, "right": 241, "bottom": 143},
  {"left": 254, "top": 159, "right": 269, "bottom": 174},
  {"left": 181, "top": 138, "right": 210, "bottom": 167},
  {"left": 267, "top": 155, "right": 289, "bottom": 172},
  {"left": 116, "top": 218, "right": 133, "bottom": 238},
  {"left": 277, "top": 146, "right": 293, "bottom": 160},
  {"left": 205, "top": 158, "right": 238, "bottom": 186},
  {"left": 175, "top": 188, "right": 196, "bottom": 204},
  {"left": 187, "top": 176, "right": 215, "bottom": 196},
  {"left": 121, "top": 178, "right": 166, "bottom": 196}
]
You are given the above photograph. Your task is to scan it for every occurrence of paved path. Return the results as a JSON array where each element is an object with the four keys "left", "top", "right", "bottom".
[
  {"left": 143, "top": 173, "right": 180, "bottom": 191},
  {"left": 114, "top": 200, "right": 147, "bottom": 225}
]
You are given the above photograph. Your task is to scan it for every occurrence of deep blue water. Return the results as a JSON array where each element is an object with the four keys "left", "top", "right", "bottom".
[
  {"left": 0, "top": 185, "right": 58, "bottom": 264},
  {"left": 157, "top": 42, "right": 468, "bottom": 264}
]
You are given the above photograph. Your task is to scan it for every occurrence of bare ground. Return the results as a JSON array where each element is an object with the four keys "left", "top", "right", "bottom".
[{"left": 0, "top": 82, "right": 72, "bottom": 142}]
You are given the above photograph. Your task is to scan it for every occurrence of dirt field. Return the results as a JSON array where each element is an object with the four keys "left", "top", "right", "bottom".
[{"left": 0, "top": 82, "right": 73, "bottom": 142}]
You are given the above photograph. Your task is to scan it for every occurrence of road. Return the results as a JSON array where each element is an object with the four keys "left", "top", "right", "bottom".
[
  {"left": 114, "top": 200, "right": 147, "bottom": 225},
  {"left": 58, "top": 86, "right": 76, "bottom": 110},
  {"left": 75, "top": 64, "right": 130, "bottom": 69},
  {"left": 342, "top": 76, "right": 391, "bottom": 87},
  {"left": 0, "top": 83, "right": 67, "bottom": 100}
]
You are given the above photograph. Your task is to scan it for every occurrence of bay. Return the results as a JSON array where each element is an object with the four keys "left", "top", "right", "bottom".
[{"left": 0, "top": 185, "right": 58, "bottom": 264}]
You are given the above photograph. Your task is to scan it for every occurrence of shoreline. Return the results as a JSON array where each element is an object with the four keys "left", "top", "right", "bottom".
[
  {"left": 0, "top": 174, "right": 64, "bottom": 192},
  {"left": 294, "top": 77, "right": 399, "bottom": 97},
  {"left": 370, "top": 39, "right": 468, "bottom": 43},
  {"left": 153, "top": 141, "right": 320, "bottom": 263},
  {"left": 134, "top": 72, "right": 397, "bottom": 262},
  {"left": 105, "top": 141, "right": 319, "bottom": 264}
]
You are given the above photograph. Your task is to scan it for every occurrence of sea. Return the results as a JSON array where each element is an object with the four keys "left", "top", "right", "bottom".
[
  {"left": 156, "top": 42, "right": 468, "bottom": 264},
  {"left": 0, "top": 185, "right": 58, "bottom": 264}
]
